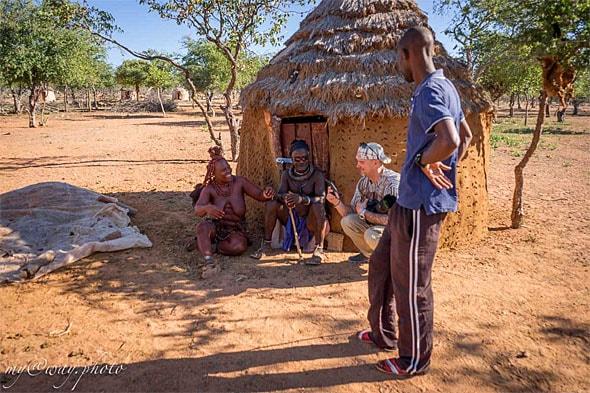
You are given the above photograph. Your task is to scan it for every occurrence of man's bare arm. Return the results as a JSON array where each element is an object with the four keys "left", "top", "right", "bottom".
[
  {"left": 457, "top": 119, "right": 473, "bottom": 160},
  {"left": 365, "top": 211, "right": 388, "bottom": 226}
]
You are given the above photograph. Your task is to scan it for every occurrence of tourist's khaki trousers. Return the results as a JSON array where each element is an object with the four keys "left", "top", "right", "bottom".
[{"left": 340, "top": 213, "right": 385, "bottom": 256}]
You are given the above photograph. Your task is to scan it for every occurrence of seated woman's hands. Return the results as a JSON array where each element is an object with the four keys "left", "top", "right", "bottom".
[
  {"left": 262, "top": 186, "right": 276, "bottom": 200},
  {"left": 206, "top": 205, "right": 225, "bottom": 220}
]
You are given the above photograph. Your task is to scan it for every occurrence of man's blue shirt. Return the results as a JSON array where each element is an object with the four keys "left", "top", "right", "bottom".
[{"left": 397, "top": 69, "right": 464, "bottom": 214}]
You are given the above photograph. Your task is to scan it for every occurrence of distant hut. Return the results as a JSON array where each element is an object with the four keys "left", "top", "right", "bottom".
[
  {"left": 120, "top": 88, "right": 135, "bottom": 101},
  {"left": 238, "top": 0, "right": 493, "bottom": 249},
  {"left": 40, "top": 88, "right": 56, "bottom": 103},
  {"left": 172, "top": 87, "right": 190, "bottom": 101}
]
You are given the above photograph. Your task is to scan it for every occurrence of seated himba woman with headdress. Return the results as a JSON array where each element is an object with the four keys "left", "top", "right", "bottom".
[
  {"left": 250, "top": 139, "right": 328, "bottom": 265},
  {"left": 193, "top": 146, "right": 276, "bottom": 278}
]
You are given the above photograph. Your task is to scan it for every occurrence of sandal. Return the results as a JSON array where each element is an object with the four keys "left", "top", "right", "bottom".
[
  {"left": 357, "top": 329, "right": 397, "bottom": 351},
  {"left": 201, "top": 256, "right": 220, "bottom": 279},
  {"left": 375, "top": 358, "right": 430, "bottom": 379},
  {"left": 304, "top": 245, "right": 325, "bottom": 265},
  {"left": 250, "top": 240, "right": 271, "bottom": 260},
  {"left": 185, "top": 237, "right": 198, "bottom": 252}
]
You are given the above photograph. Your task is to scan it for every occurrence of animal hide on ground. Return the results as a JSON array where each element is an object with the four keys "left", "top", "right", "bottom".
[{"left": 0, "top": 182, "right": 152, "bottom": 282}]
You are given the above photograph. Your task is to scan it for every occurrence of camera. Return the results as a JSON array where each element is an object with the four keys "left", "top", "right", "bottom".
[{"left": 366, "top": 195, "right": 396, "bottom": 214}]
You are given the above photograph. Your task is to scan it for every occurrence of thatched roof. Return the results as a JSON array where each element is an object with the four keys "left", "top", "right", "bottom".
[{"left": 241, "top": 0, "right": 491, "bottom": 124}]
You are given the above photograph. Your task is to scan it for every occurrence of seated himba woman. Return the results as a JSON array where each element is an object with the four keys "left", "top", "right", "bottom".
[
  {"left": 194, "top": 146, "right": 275, "bottom": 278},
  {"left": 250, "top": 139, "right": 328, "bottom": 265}
]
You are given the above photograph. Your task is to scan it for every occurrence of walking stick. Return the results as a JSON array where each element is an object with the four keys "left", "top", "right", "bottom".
[{"left": 288, "top": 206, "right": 304, "bottom": 261}]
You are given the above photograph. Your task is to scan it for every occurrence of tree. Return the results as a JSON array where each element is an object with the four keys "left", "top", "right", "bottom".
[
  {"left": 434, "top": 0, "right": 519, "bottom": 81},
  {"left": 145, "top": 54, "right": 177, "bottom": 117},
  {"left": 571, "top": 69, "right": 590, "bottom": 115},
  {"left": 0, "top": 0, "right": 109, "bottom": 126},
  {"left": 181, "top": 38, "right": 231, "bottom": 116},
  {"left": 116, "top": 60, "right": 150, "bottom": 102},
  {"left": 181, "top": 38, "right": 268, "bottom": 116},
  {"left": 436, "top": 0, "right": 590, "bottom": 228},
  {"left": 138, "top": 0, "right": 311, "bottom": 160},
  {"left": 47, "top": 0, "right": 307, "bottom": 159}
]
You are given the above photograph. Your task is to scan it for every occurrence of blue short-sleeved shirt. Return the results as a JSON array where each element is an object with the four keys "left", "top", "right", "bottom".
[{"left": 397, "top": 69, "right": 465, "bottom": 214}]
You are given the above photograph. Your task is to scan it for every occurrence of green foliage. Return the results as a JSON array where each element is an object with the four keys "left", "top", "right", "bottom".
[
  {"left": 573, "top": 69, "right": 590, "bottom": 102},
  {"left": 115, "top": 60, "right": 150, "bottom": 88},
  {"left": 180, "top": 38, "right": 268, "bottom": 93},
  {"left": 0, "top": 0, "right": 113, "bottom": 123},
  {"left": 139, "top": 0, "right": 312, "bottom": 49},
  {"left": 435, "top": 0, "right": 590, "bottom": 97},
  {"left": 236, "top": 52, "right": 270, "bottom": 90},
  {"left": 181, "top": 38, "right": 230, "bottom": 93}
]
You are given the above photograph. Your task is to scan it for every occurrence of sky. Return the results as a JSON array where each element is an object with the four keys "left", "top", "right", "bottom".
[{"left": 84, "top": 1, "right": 458, "bottom": 67}]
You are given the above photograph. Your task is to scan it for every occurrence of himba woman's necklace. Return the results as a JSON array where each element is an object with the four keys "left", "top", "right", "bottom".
[
  {"left": 289, "top": 164, "right": 314, "bottom": 194},
  {"left": 213, "top": 177, "right": 233, "bottom": 197}
]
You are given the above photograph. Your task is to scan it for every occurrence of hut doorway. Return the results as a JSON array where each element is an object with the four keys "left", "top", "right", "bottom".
[{"left": 278, "top": 116, "right": 329, "bottom": 175}]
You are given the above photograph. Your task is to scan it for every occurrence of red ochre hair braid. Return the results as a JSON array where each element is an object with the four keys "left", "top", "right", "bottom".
[{"left": 203, "top": 146, "right": 225, "bottom": 186}]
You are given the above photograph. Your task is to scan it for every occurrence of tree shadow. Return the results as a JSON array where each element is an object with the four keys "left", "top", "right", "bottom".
[
  {"left": 488, "top": 226, "right": 511, "bottom": 232},
  {"left": 0, "top": 341, "right": 396, "bottom": 392},
  {"left": 1, "top": 188, "right": 369, "bottom": 352},
  {"left": 0, "top": 157, "right": 207, "bottom": 171},
  {"left": 500, "top": 128, "right": 586, "bottom": 136},
  {"left": 435, "top": 314, "right": 589, "bottom": 393}
]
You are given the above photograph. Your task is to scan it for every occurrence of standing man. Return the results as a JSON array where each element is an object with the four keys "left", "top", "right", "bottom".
[
  {"left": 370, "top": 26, "right": 473, "bottom": 378},
  {"left": 326, "top": 142, "right": 400, "bottom": 264}
]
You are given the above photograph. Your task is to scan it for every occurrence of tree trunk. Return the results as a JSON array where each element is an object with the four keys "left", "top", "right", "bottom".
[
  {"left": 206, "top": 92, "right": 215, "bottom": 117},
  {"left": 157, "top": 88, "right": 166, "bottom": 117},
  {"left": 64, "top": 85, "right": 69, "bottom": 113},
  {"left": 509, "top": 93, "right": 515, "bottom": 117},
  {"left": 39, "top": 100, "right": 47, "bottom": 126},
  {"left": 27, "top": 85, "right": 41, "bottom": 128},
  {"left": 135, "top": 84, "right": 140, "bottom": 101},
  {"left": 557, "top": 109, "right": 565, "bottom": 122},
  {"left": 511, "top": 91, "right": 547, "bottom": 228},
  {"left": 93, "top": 87, "right": 98, "bottom": 110},
  {"left": 524, "top": 93, "right": 529, "bottom": 126},
  {"left": 86, "top": 89, "right": 91, "bottom": 112},
  {"left": 10, "top": 87, "right": 24, "bottom": 114},
  {"left": 572, "top": 100, "right": 579, "bottom": 115},
  {"left": 221, "top": 93, "right": 240, "bottom": 161}
]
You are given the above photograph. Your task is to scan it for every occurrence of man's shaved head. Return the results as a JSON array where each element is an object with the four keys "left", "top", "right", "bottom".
[{"left": 397, "top": 26, "right": 434, "bottom": 53}]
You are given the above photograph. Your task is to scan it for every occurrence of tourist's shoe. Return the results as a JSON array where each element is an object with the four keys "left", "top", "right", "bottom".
[
  {"left": 375, "top": 358, "right": 430, "bottom": 379},
  {"left": 348, "top": 253, "right": 369, "bottom": 264},
  {"left": 356, "top": 329, "right": 396, "bottom": 352}
]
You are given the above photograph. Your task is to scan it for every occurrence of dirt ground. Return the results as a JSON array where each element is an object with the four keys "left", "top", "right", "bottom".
[{"left": 0, "top": 106, "right": 588, "bottom": 393}]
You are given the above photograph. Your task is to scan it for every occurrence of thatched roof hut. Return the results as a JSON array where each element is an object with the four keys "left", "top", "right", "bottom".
[
  {"left": 238, "top": 0, "right": 493, "bottom": 250},
  {"left": 172, "top": 87, "right": 190, "bottom": 101}
]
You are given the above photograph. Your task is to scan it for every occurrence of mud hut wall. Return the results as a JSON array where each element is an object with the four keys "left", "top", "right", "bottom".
[
  {"left": 328, "top": 112, "right": 490, "bottom": 251},
  {"left": 438, "top": 111, "right": 492, "bottom": 248},
  {"left": 237, "top": 109, "right": 282, "bottom": 235},
  {"left": 238, "top": 109, "right": 491, "bottom": 250},
  {"left": 327, "top": 117, "right": 407, "bottom": 251}
]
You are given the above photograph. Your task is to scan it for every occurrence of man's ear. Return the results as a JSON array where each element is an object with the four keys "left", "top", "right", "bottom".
[{"left": 402, "top": 47, "right": 411, "bottom": 61}]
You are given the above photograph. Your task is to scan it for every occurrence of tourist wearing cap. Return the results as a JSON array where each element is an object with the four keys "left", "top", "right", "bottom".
[{"left": 326, "top": 142, "right": 400, "bottom": 264}]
